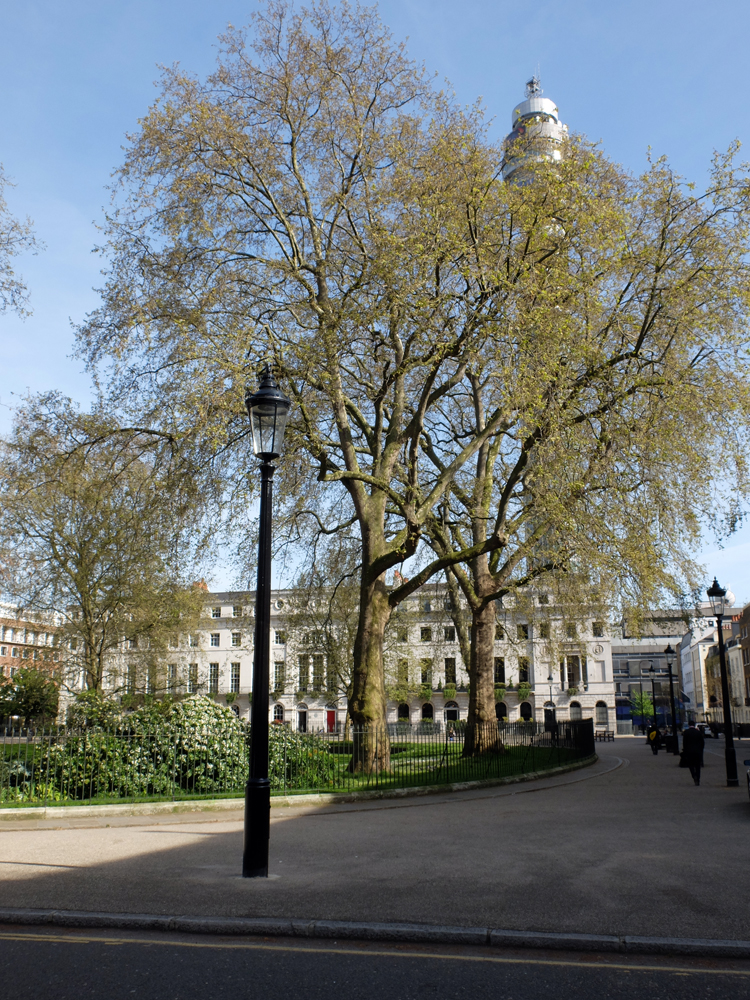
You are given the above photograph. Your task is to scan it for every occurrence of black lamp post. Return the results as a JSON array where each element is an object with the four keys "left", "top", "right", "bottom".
[
  {"left": 664, "top": 643, "right": 679, "bottom": 755},
  {"left": 706, "top": 578, "right": 739, "bottom": 788},
  {"left": 638, "top": 676, "right": 645, "bottom": 736},
  {"left": 242, "top": 365, "right": 291, "bottom": 877},
  {"left": 647, "top": 662, "right": 659, "bottom": 732}
]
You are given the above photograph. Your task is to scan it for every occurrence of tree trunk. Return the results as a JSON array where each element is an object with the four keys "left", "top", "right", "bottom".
[
  {"left": 349, "top": 573, "right": 391, "bottom": 773},
  {"left": 463, "top": 590, "right": 502, "bottom": 756}
]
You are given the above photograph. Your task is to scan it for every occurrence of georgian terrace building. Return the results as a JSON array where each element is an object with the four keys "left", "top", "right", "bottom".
[
  {"left": 0, "top": 602, "right": 62, "bottom": 682},
  {"left": 106, "top": 588, "right": 618, "bottom": 733}
]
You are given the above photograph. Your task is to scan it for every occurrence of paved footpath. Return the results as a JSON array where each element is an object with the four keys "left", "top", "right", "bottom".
[{"left": 0, "top": 737, "right": 748, "bottom": 942}]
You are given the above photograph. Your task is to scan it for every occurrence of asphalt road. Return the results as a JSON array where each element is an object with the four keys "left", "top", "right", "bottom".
[{"left": 1, "top": 926, "right": 749, "bottom": 1000}]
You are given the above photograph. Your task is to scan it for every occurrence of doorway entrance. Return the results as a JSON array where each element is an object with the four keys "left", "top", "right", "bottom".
[{"left": 326, "top": 704, "right": 337, "bottom": 733}]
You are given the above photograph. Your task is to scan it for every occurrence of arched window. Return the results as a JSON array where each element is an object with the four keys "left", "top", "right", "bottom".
[
  {"left": 273, "top": 704, "right": 284, "bottom": 723},
  {"left": 444, "top": 700, "right": 459, "bottom": 722},
  {"left": 595, "top": 701, "right": 608, "bottom": 726},
  {"left": 519, "top": 701, "right": 532, "bottom": 721},
  {"left": 421, "top": 703, "right": 434, "bottom": 720},
  {"left": 569, "top": 701, "right": 582, "bottom": 721},
  {"left": 495, "top": 702, "right": 508, "bottom": 721},
  {"left": 397, "top": 702, "right": 410, "bottom": 720}
]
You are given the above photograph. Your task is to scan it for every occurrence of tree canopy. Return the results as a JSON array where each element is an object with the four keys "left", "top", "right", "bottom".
[
  {"left": 0, "top": 393, "right": 204, "bottom": 693},
  {"left": 75, "top": 1, "right": 750, "bottom": 751}
]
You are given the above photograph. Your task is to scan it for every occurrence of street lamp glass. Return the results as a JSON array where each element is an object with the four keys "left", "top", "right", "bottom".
[
  {"left": 664, "top": 643, "right": 674, "bottom": 667},
  {"left": 245, "top": 366, "right": 291, "bottom": 460},
  {"left": 706, "top": 577, "right": 727, "bottom": 617}
]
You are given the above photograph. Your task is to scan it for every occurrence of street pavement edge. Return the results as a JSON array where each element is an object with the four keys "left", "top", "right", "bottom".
[{"left": 0, "top": 907, "right": 748, "bottom": 959}]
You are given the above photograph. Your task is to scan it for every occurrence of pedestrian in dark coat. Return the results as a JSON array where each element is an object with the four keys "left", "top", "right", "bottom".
[
  {"left": 682, "top": 722, "right": 705, "bottom": 785},
  {"left": 648, "top": 724, "right": 659, "bottom": 755}
]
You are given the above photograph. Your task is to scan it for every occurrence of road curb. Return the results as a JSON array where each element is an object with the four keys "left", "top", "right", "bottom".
[
  {"left": 0, "top": 755, "right": 598, "bottom": 823},
  {"left": 0, "top": 907, "right": 748, "bottom": 958}
]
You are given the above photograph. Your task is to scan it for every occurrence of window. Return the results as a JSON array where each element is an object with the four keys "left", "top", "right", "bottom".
[
  {"left": 397, "top": 627, "right": 408, "bottom": 643},
  {"left": 231, "top": 663, "right": 240, "bottom": 693},
  {"left": 273, "top": 704, "right": 284, "bottom": 723},
  {"left": 420, "top": 627, "right": 432, "bottom": 642},
  {"left": 210, "top": 633, "right": 220, "bottom": 647},
  {"left": 188, "top": 664, "right": 198, "bottom": 694},
  {"left": 168, "top": 636, "right": 178, "bottom": 650},
  {"left": 212, "top": 607, "right": 221, "bottom": 618},
  {"left": 422, "top": 600, "right": 432, "bottom": 613},
  {"left": 326, "top": 660, "right": 337, "bottom": 693},
  {"left": 127, "top": 638, "right": 137, "bottom": 650},
  {"left": 70, "top": 639, "right": 78, "bottom": 651},
  {"left": 443, "top": 597, "right": 454, "bottom": 611},
  {"left": 517, "top": 624, "right": 529, "bottom": 641},
  {"left": 422, "top": 703, "right": 434, "bottom": 719},
  {"left": 0, "top": 646, "right": 5, "bottom": 656},
  {"left": 519, "top": 701, "right": 532, "bottom": 721},
  {"left": 126, "top": 663, "right": 137, "bottom": 695},
  {"left": 539, "top": 622, "right": 551, "bottom": 639},
  {"left": 495, "top": 624, "right": 505, "bottom": 641},
  {"left": 397, "top": 658, "right": 409, "bottom": 687},
  {"left": 146, "top": 665, "right": 157, "bottom": 695},
  {"left": 397, "top": 702, "right": 410, "bottom": 720},
  {"left": 444, "top": 626, "right": 456, "bottom": 643},
  {"left": 444, "top": 657, "right": 457, "bottom": 685},
  {"left": 420, "top": 658, "right": 433, "bottom": 687},
  {"left": 23, "top": 649, "right": 30, "bottom": 659},
  {"left": 274, "top": 661, "right": 285, "bottom": 692},
  {"left": 232, "top": 632, "right": 241, "bottom": 647},
  {"left": 518, "top": 657, "right": 529, "bottom": 683},
  {"left": 595, "top": 701, "right": 608, "bottom": 726},
  {"left": 189, "top": 635, "right": 198, "bottom": 648},
  {"left": 168, "top": 664, "right": 177, "bottom": 690},
  {"left": 592, "top": 622, "right": 604, "bottom": 638},
  {"left": 494, "top": 657, "right": 505, "bottom": 684},
  {"left": 209, "top": 663, "right": 219, "bottom": 694},
  {"left": 312, "top": 653, "right": 325, "bottom": 691},
  {"left": 538, "top": 593, "right": 549, "bottom": 605},
  {"left": 275, "top": 631, "right": 286, "bottom": 645},
  {"left": 298, "top": 654, "right": 309, "bottom": 692},
  {"left": 569, "top": 701, "right": 582, "bottom": 722},
  {"left": 233, "top": 605, "right": 242, "bottom": 618},
  {"left": 566, "top": 623, "right": 577, "bottom": 639}
]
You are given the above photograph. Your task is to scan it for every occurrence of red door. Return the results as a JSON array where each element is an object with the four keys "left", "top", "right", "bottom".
[{"left": 326, "top": 710, "right": 336, "bottom": 733}]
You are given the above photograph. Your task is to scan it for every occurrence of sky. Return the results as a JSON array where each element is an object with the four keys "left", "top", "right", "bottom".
[{"left": 1, "top": 0, "right": 749, "bottom": 599}]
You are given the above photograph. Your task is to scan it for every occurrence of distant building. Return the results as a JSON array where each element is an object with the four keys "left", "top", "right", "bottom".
[
  {"left": 0, "top": 603, "right": 61, "bottom": 682},
  {"left": 501, "top": 76, "right": 569, "bottom": 184},
  {"left": 102, "top": 586, "right": 618, "bottom": 733}
]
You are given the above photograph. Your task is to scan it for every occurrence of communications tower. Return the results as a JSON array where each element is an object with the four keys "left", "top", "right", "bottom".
[{"left": 501, "top": 76, "right": 568, "bottom": 183}]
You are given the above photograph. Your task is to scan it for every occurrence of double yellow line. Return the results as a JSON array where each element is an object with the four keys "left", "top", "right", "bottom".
[{"left": 0, "top": 929, "right": 748, "bottom": 978}]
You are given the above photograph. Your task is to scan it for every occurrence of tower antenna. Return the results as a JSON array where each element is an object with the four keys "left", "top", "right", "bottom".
[{"left": 525, "top": 75, "right": 542, "bottom": 98}]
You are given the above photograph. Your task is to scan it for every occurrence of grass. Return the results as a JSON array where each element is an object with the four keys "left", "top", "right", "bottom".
[{"left": 0, "top": 738, "right": 585, "bottom": 808}]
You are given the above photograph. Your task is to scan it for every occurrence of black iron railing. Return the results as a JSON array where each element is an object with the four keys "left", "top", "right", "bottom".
[{"left": 0, "top": 719, "right": 594, "bottom": 807}]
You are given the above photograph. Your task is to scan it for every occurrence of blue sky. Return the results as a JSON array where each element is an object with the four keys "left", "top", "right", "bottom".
[{"left": 1, "top": 0, "right": 749, "bottom": 600}]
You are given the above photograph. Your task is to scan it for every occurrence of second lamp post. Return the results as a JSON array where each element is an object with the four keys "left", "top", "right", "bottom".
[
  {"left": 243, "top": 366, "right": 291, "bottom": 878},
  {"left": 706, "top": 578, "right": 739, "bottom": 788}
]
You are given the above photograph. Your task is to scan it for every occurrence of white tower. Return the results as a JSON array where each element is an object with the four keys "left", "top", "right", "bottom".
[{"left": 501, "top": 76, "right": 568, "bottom": 184}]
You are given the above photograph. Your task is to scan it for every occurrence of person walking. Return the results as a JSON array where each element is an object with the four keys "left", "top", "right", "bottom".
[
  {"left": 682, "top": 721, "right": 705, "bottom": 785},
  {"left": 648, "top": 724, "right": 659, "bottom": 755}
]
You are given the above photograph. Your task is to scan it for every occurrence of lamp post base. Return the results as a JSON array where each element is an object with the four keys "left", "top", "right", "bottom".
[
  {"left": 242, "top": 778, "right": 271, "bottom": 877},
  {"left": 725, "top": 747, "right": 739, "bottom": 787}
]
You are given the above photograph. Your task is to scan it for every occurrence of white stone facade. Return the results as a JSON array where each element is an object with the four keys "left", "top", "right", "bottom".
[{"left": 104, "top": 588, "right": 618, "bottom": 731}]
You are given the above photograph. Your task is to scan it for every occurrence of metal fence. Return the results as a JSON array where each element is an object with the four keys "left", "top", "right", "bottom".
[{"left": 0, "top": 719, "right": 594, "bottom": 808}]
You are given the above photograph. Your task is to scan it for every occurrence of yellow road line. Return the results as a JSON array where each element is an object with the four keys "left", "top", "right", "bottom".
[{"left": 0, "top": 930, "right": 747, "bottom": 976}]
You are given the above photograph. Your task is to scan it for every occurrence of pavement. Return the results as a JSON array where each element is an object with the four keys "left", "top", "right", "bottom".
[{"left": 0, "top": 736, "right": 748, "bottom": 945}]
